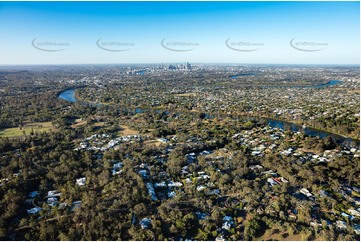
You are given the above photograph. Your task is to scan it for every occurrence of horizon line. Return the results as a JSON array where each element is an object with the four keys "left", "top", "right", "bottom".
[{"left": 0, "top": 63, "right": 359, "bottom": 67}]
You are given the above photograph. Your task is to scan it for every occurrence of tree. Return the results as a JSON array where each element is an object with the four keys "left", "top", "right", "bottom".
[
  {"left": 98, "top": 169, "right": 110, "bottom": 186},
  {"left": 244, "top": 216, "right": 262, "bottom": 240}
]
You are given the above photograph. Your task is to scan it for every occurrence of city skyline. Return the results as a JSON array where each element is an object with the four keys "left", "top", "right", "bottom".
[{"left": 0, "top": 1, "right": 359, "bottom": 65}]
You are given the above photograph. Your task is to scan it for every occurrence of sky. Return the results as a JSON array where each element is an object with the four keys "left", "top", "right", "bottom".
[{"left": 0, "top": 1, "right": 359, "bottom": 65}]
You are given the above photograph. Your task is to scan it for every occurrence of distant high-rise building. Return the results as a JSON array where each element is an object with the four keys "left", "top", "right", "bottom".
[
  {"left": 168, "top": 65, "right": 176, "bottom": 70},
  {"left": 186, "top": 62, "right": 192, "bottom": 71}
]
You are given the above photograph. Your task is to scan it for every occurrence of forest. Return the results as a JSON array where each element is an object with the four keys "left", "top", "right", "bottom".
[{"left": 0, "top": 65, "right": 359, "bottom": 240}]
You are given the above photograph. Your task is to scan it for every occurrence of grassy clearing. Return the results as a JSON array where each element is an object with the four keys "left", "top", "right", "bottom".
[
  {"left": 118, "top": 125, "right": 139, "bottom": 136},
  {"left": 0, "top": 122, "right": 54, "bottom": 137},
  {"left": 190, "top": 109, "right": 200, "bottom": 112},
  {"left": 174, "top": 93, "right": 197, "bottom": 97},
  {"left": 71, "top": 119, "right": 87, "bottom": 128},
  {"left": 297, "top": 147, "right": 321, "bottom": 155},
  {"left": 71, "top": 115, "right": 110, "bottom": 129},
  {"left": 144, "top": 140, "right": 163, "bottom": 147},
  {"left": 255, "top": 229, "right": 304, "bottom": 241},
  {"left": 93, "top": 122, "right": 106, "bottom": 127}
]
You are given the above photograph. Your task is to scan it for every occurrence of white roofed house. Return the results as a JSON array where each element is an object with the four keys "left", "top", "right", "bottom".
[
  {"left": 299, "top": 188, "right": 313, "bottom": 197},
  {"left": 140, "top": 218, "right": 151, "bottom": 229},
  {"left": 167, "top": 191, "right": 176, "bottom": 198},
  {"left": 267, "top": 178, "right": 278, "bottom": 186},
  {"left": 112, "top": 162, "right": 123, "bottom": 175},
  {"left": 222, "top": 216, "right": 234, "bottom": 231},
  {"left": 249, "top": 165, "right": 263, "bottom": 170},
  {"left": 347, "top": 209, "right": 360, "bottom": 217},
  {"left": 200, "top": 150, "right": 211, "bottom": 155},
  {"left": 336, "top": 220, "right": 347, "bottom": 230},
  {"left": 157, "top": 138, "right": 169, "bottom": 143},
  {"left": 261, "top": 170, "right": 277, "bottom": 177},
  {"left": 185, "top": 178, "right": 192, "bottom": 184},
  {"left": 196, "top": 185, "right": 206, "bottom": 192},
  {"left": 168, "top": 181, "right": 183, "bottom": 187},
  {"left": 76, "top": 177, "right": 86, "bottom": 186},
  {"left": 27, "top": 207, "right": 42, "bottom": 215},
  {"left": 216, "top": 235, "right": 225, "bottom": 241},
  {"left": 46, "top": 190, "right": 62, "bottom": 197},
  {"left": 138, "top": 169, "right": 149, "bottom": 179},
  {"left": 251, "top": 150, "right": 261, "bottom": 156},
  {"left": 47, "top": 197, "right": 58, "bottom": 207},
  {"left": 154, "top": 181, "right": 167, "bottom": 188},
  {"left": 71, "top": 201, "right": 82, "bottom": 211},
  {"left": 146, "top": 183, "right": 157, "bottom": 201},
  {"left": 28, "top": 191, "right": 39, "bottom": 198}
]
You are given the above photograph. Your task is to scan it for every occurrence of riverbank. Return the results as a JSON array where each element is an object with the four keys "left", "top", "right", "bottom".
[{"left": 58, "top": 89, "right": 359, "bottom": 147}]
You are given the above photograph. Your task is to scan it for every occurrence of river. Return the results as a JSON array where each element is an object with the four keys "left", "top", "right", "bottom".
[
  {"left": 264, "top": 118, "right": 356, "bottom": 147},
  {"left": 58, "top": 89, "right": 77, "bottom": 103},
  {"left": 58, "top": 83, "right": 358, "bottom": 147}
]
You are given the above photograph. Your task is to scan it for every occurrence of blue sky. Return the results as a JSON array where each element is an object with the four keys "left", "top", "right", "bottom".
[{"left": 0, "top": 1, "right": 359, "bottom": 65}]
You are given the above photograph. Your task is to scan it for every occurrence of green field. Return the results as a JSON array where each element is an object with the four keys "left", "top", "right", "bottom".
[{"left": 0, "top": 122, "right": 54, "bottom": 137}]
